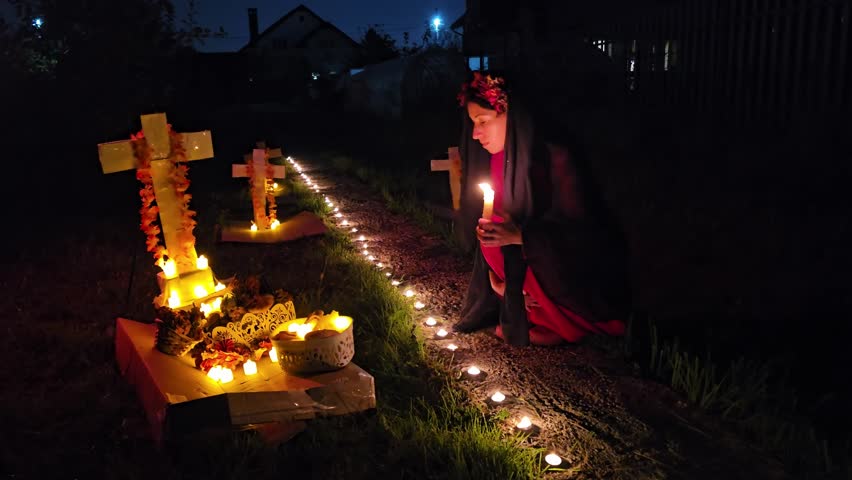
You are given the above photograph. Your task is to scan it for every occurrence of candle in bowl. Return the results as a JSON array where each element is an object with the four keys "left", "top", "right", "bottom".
[
  {"left": 436, "top": 328, "right": 449, "bottom": 338},
  {"left": 544, "top": 453, "right": 562, "bottom": 466},
  {"left": 243, "top": 359, "right": 257, "bottom": 376},
  {"left": 424, "top": 317, "right": 438, "bottom": 326},
  {"left": 446, "top": 343, "right": 458, "bottom": 351},
  {"left": 491, "top": 391, "right": 506, "bottom": 403},
  {"left": 358, "top": 235, "right": 366, "bottom": 242},
  {"left": 467, "top": 366, "right": 481, "bottom": 376},
  {"left": 516, "top": 416, "right": 532, "bottom": 430},
  {"left": 414, "top": 301, "right": 425, "bottom": 310}
]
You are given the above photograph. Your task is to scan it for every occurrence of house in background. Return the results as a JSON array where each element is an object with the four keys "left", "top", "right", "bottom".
[{"left": 239, "top": 4, "right": 362, "bottom": 102}]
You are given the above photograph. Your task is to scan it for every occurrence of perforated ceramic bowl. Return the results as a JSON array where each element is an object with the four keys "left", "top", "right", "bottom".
[{"left": 272, "top": 319, "right": 354, "bottom": 374}]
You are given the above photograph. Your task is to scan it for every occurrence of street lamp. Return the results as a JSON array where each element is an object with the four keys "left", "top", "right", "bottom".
[{"left": 432, "top": 16, "right": 442, "bottom": 34}]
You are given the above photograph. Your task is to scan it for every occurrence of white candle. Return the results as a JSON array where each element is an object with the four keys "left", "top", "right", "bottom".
[
  {"left": 219, "top": 367, "right": 234, "bottom": 384},
  {"left": 341, "top": 220, "right": 349, "bottom": 226},
  {"left": 414, "top": 301, "right": 425, "bottom": 310},
  {"left": 404, "top": 289, "right": 415, "bottom": 298},
  {"left": 368, "top": 256, "right": 376, "bottom": 262},
  {"left": 351, "top": 228, "right": 358, "bottom": 233},
  {"left": 196, "top": 255, "right": 209, "bottom": 270},
  {"left": 377, "top": 262, "right": 384, "bottom": 268},
  {"left": 207, "top": 365, "right": 222, "bottom": 381},
  {"left": 243, "top": 359, "right": 257, "bottom": 376},
  {"left": 167, "top": 292, "right": 181, "bottom": 309},
  {"left": 162, "top": 258, "right": 177, "bottom": 278},
  {"left": 479, "top": 183, "right": 494, "bottom": 220},
  {"left": 250, "top": 222, "right": 258, "bottom": 232},
  {"left": 516, "top": 416, "right": 532, "bottom": 430},
  {"left": 193, "top": 285, "right": 209, "bottom": 299},
  {"left": 544, "top": 453, "right": 562, "bottom": 466},
  {"left": 269, "top": 346, "right": 279, "bottom": 363},
  {"left": 270, "top": 219, "right": 280, "bottom": 229},
  {"left": 446, "top": 343, "right": 458, "bottom": 351},
  {"left": 425, "top": 317, "right": 437, "bottom": 326},
  {"left": 358, "top": 235, "right": 366, "bottom": 241},
  {"left": 491, "top": 391, "right": 506, "bottom": 402},
  {"left": 386, "top": 272, "right": 392, "bottom": 277},
  {"left": 436, "top": 329, "right": 448, "bottom": 337},
  {"left": 467, "top": 366, "right": 481, "bottom": 376}
]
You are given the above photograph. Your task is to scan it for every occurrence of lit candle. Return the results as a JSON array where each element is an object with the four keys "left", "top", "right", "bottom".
[
  {"left": 211, "top": 297, "right": 222, "bottom": 311},
  {"left": 425, "top": 317, "right": 437, "bottom": 326},
  {"left": 214, "top": 282, "right": 226, "bottom": 292},
  {"left": 335, "top": 213, "right": 343, "bottom": 218},
  {"left": 219, "top": 367, "right": 234, "bottom": 384},
  {"left": 270, "top": 219, "right": 280, "bottom": 229},
  {"left": 544, "top": 453, "right": 562, "bottom": 466},
  {"left": 377, "top": 262, "right": 384, "bottom": 268},
  {"left": 196, "top": 255, "right": 209, "bottom": 270},
  {"left": 273, "top": 182, "right": 278, "bottom": 188},
  {"left": 414, "top": 301, "right": 425, "bottom": 310},
  {"left": 516, "top": 416, "right": 532, "bottom": 430},
  {"left": 386, "top": 272, "right": 392, "bottom": 277},
  {"left": 269, "top": 346, "right": 279, "bottom": 362},
  {"left": 351, "top": 228, "right": 358, "bottom": 233},
  {"left": 368, "top": 255, "right": 375, "bottom": 262},
  {"left": 404, "top": 289, "right": 415, "bottom": 298},
  {"left": 491, "top": 391, "right": 506, "bottom": 402},
  {"left": 333, "top": 316, "right": 352, "bottom": 331},
  {"left": 479, "top": 183, "right": 494, "bottom": 220},
  {"left": 341, "top": 220, "right": 349, "bottom": 226},
  {"left": 467, "top": 366, "right": 481, "bottom": 376},
  {"left": 436, "top": 328, "right": 448, "bottom": 337},
  {"left": 193, "top": 285, "right": 209, "bottom": 299},
  {"left": 168, "top": 292, "right": 181, "bottom": 309},
  {"left": 207, "top": 365, "right": 222, "bottom": 381},
  {"left": 162, "top": 258, "right": 177, "bottom": 278},
  {"left": 243, "top": 359, "right": 257, "bottom": 376},
  {"left": 446, "top": 343, "right": 458, "bottom": 351},
  {"left": 363, "top": 250, "right": 370, "bottom": 256},
  {"left": 199, "top": 302, "right": 212, "bottom": 317},
  {"left": 250, "top": 222, "right": 258, "bottom": 232},
  {"left": 358, "top": 235, "right": 366, "bottom": 242},
  {"left": 334, "top": 207, "right": 339, "bottom": 212}
]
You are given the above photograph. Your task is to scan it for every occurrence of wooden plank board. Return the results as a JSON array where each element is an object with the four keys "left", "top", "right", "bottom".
[
  {"left": 115, "top": 317, "right": 375, "bottom": 445},
  {"left": 219, "top": 211, "right": 328, "bottom": 244}
]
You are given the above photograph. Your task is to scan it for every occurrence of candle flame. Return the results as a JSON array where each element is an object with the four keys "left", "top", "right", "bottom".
[
  {"left": 250, "top": 222, "right": 258, "bottom": 232},
  {"left": 479, "top": 182, "right": 494, "bottom": 195},
  {"left": 162, "top": 259, "right": 177, "bottom": 279},
  {"left": 168, "top": 292, "right": 180, "bottom": 309},
  {"left": 207, "top": 365, "right": 223, "bottom": 381},
  {"left": 351, "top": 228, "right": 358, "bottom": 233},
  {"left": 341, "top": 220, "right": 349, "bottom": 226},
  {"left": 437, "top": 328, "right": 448, "bottom": 337},
  {"left": 491, "top": 391, "right": 506, "bottom": 402},
  {"left": 196, "top": 255, "right": 209, "bottom": 270},
  {"left": 333, "top": 316, "right": 352, "bottom": 331},
  {"left": 404, "top": 289, "right": 415, "bottom": 298},
  {"left": 214, "top": 282, "right": 226, "bottom": 292},
  {"left": 200, "top": 302, "right": 212, "bottom": 317},
  {"left": 270, "top": 219, "right": 280, "bottom": 229},
  {"left": 467, "top": 366, "right": 481, "bottom": 375},
  {"left": 516, "top": 416, "right": 532, "bottom": 430},
  {"left": 544, "top": 453, "right": 562, "bottom": 466},
  {"left": 243, "top": 359, "right": 258, "bottom": 376},
  {"left": 193, "top": 285, "right": 209, "bottom": 299},
  {"left": 425, "top": 317, "right": 437, "bottom": 326},
  {"left": 269, "top": 346, "right": 279, "bottom": 363}
]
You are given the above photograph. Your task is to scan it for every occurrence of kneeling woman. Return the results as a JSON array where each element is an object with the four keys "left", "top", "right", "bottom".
[{"left": 454, "top": 71, "right": 630, "bottom": 346}]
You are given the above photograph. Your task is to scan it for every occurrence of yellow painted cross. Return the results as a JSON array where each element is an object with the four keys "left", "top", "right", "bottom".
[
  {"left": 430, "top": 146, "right": 462, "bottom": 211},
  {"left": 232, "top": 144, "right": 286, "bottom": 228},
  {"left": 97, "top": 113, "right": 214, "bottom": 277}
]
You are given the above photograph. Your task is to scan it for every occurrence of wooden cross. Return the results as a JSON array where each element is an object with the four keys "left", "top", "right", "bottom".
[
  {"left": 98, "top": 113, "right": 214, "bottom": 276},
  {"left": 430, "top": 146, "right": 462, "bottom": 211},
  {"left": 232, "top": 144, "right": 286, "bottom": 228}
]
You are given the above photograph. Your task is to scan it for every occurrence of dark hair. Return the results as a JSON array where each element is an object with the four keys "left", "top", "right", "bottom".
[{"left": 457, "top": 70, "right": 511, "bottom": 113}]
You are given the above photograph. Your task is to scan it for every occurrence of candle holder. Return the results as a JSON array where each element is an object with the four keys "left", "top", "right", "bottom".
[
  {"left": 513, "top": 416, "right": 541, "bottom": 437},
  {"left": 462, "top": 365, "right": 487, "bottom": 381},
  {"left": 272, "top": 317, "right": 355, "bottom": 374}
]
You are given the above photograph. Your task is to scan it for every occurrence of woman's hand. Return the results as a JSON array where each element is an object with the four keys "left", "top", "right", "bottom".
[{"left": 477, "top": 215, "right": 522, "bottom": 247}]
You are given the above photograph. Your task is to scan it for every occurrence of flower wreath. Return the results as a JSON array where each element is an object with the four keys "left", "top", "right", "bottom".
[{"left": 457, "top": 71, "right": 509, "bottom": 114}]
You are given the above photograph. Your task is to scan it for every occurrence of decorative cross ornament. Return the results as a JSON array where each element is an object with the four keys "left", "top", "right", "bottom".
[
  {"left": 232, "top": 142, "right": 286, "bottom": 229},
  {"left": 430, "top": 146, "right": 462, "bottom": 211},
  {"left": 98, "top": 113, "right": 223, "bottom": 308}
]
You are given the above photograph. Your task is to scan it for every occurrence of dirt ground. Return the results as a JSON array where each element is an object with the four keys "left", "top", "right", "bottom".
[{"left": 298, "top": 156, "right": 792, "bottom": 480}]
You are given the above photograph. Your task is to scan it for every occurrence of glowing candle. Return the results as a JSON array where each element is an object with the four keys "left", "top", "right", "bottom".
[
  {"left": 425, "top": 317, "right": 437, "bottom": 326},
  {"left": 447, "top": 343, "right": 458, "bottom": 351},
  {"left": 162, "top": 258, "right": 177, "bottom": 279},
  {"left": 363, "top": 250, "right": 370, "bottom": 256},
  {"left": 333, "top": 316, "right": 352, "bottom": 331},
  {"left": 273, "top": 182, "right": 278, "bottom": 188},
  {"left": 334, "top": 208, "right": 339, "bottom": 212},
  {"left": 377, "top": 262, "right": 384, "bottom": 268},
  {"left": 516, "top": 416, "right": 532, "bottom": 430},
  {"left": 199, "top": 302, "right": 212, "bottom": 317},
  {"left": 214, "top": 282, "right": 226, "bottom": 292},
  {"left": 479, "top": 183, "right": 494, "bottom": 220},
  {"left": 335, "top": 213, "right": 343, "bottom": 218},
  {"left": 196, "top": 255, "right": 209, "bottom": 270},
  {"left": 436, "top": 328, "right": 448, "bottom": 338},
  {"left": 250, "top": 222, "right": 258, "bottom": 232},
  {"left": 386, "top": 272, "right": 392, "bottom": 277},
  {"left": 467, "top": 366, "right": 481, "bottom": 376},
  {"left": 243, "top": 359, "right": 257, "bottom": 376},
  {"left": 211, "top": 297, "right": 222, "bottom": 311},
  {"left": 404, "top": 289, "right": 415, "bottom": 298},
  {"left": 391, "top": 279, "right": 400, "bottom": 285},
  {"left": 414, "top": 301, "right": 425, "bottom": 310},
  {"left": 491, "top": 391, "right": 506, "bottom": 402},
  {"left": 193, "top": 285, "right": 209, "bottom": 299},
  {"left": 544, "top": 454, "right": 562, "bottom": 466},
  {"left": 269, "top": 346, "right": 279, "bottom": 363},
  {"left": 168, "top": 292, "right": 180, "bottom": 309},
  {"left": 358, "top": 235, "right": 366, "bottom": 241},
  {"left": 351, "top": 228, "right": 358, "bottom": 233},
  {"left": 368, "top": 255, "right": 375, "bottom": 262},
  {"left": 219, "top": 367, "right": 234, "bottom": 384},
  {"left": 207, "top": 365, "right": 222, "bottom": 381},
  {"left": 341, "top": 220, "right": 349, "bottom": 226},
  {"left": 270, "top": 219, "right": 280, "bottom": 229}
]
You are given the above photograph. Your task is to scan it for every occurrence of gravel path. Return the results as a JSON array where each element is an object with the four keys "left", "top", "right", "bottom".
[{"left": 296, "top": 156, "right": 790, "bottom": 480}]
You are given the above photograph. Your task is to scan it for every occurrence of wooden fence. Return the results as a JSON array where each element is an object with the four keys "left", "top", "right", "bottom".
[{"left": 586, "top": 0, "right": 851, "bottom": 125}]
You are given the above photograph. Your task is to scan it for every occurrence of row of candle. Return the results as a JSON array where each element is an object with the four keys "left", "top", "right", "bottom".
[
  {"left": 287, "top": 156, "right": 564, "bottom": 469},
  {"left": 206, "top": 346, "right": 281, "bottom": 384}
]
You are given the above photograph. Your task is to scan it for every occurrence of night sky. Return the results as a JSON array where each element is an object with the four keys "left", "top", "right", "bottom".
[{"left": 181, "top": 0, "right": 465, "bottom": 52}]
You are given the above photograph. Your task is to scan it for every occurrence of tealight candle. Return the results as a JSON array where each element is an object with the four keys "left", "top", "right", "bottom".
[
  {"left": 270, "top": 219, "right": 280, "bottom": 229},
  {"left": 358, "top": 235, "right": 366, "bottom": 241},
  {"left": 196, "top": 255, "right": 209, "bottom": 270},
  {"left": 425, "top": 317, "right": 437, "bottom": 326},
  {"left": 168, "top": 292, "right": 181, "bottom": 309},
  {"left": 243, "top": 359, "right": 257, "bottom": 376},
  {"left": 162, "top": 258, "right": 177, "bottom": 278},
  {"left": 386, "top": 272, "right": 392, "bottom": 277},
  {"left": 219, "top": 367, "right": 234, "bottom": 384},
  {"left": 351, "top": 228, "right": 358, "bottom": 233},
  {"left": 446, "top": 343, "right": 458, "bottom": 351},
  {"left": 414, "top": 301, "right": 425, "bottom": 310},
  {"left": 269, "top": 346, "right": 279, "bottom": 363},
  {"left": 334, "top": 207, "right": 339, "bottom": 212},
  {"left": 544, "top": 453, "right": 562, "bottom": 466},
  {"left": 516, "top": 416, "right": 532, "bottom": 430},
  {"left": 377, "top": 262, "right": 384, "bottom": 268},
  {"left": 479, "top": 183, "right": 495, "bottom": 220},
  {"left": 214, "top": 282, "right": 226, "bottom": 292},
  {"left": 404, "top": 289, "right": 415, "bottom": 298},
  {"left": 335, "top": 213, "right": 343, "bottom": 218},
  {"left": 436, "top": 328, "right": 448, "bottom": 337},
  {"left": 273, "top": 182, "right": 278, "bottom": 188},
  {"left": 193, "top": 285, "right": 209, "bottom": 299},
  {"left": 491, "top": 391, "right": 506, "bottom": 402},
  {"left": 341, "top": 220, "right": 349, "bottom": 226},
  {"left": 207, "top": 365, "right": 223, "bottom": 381},
  {"left": 467, "top": 366, "right": 481, "bottom": 376},
  {"left": 368, "top": 255, "right": 375, "bottom": 262},
  {"left": 250, "top": 222, "right": 258, "bottom": 232}
]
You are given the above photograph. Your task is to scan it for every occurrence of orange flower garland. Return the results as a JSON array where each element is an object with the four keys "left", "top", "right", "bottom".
[
  {"left": 265, "top": 159, "right": 277, "bottom": 224},
  {"left": 246, "top": 150, "right": 275, "bottom": 229},
  {"left": 131, "top": 125, "right": 198, "bottom": 265}
]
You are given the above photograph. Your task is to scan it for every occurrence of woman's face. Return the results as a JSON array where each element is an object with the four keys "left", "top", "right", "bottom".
[{"left": 467, "top": 102, "right": 507, "bottom": 154}]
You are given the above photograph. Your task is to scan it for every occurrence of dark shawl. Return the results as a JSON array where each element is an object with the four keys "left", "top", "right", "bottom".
[{"left": 458, "top": 102, "right": 631, "bottom": 345}]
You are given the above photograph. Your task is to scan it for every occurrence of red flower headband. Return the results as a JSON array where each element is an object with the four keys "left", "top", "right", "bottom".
[{"left": 457, "top": 71, "right": 509, "bottom": 114}]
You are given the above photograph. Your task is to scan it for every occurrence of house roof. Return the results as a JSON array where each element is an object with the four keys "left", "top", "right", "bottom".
[
  {"left": 450, "top": 12, "right": 465, "bottom": 31},
  {"left": 297, "top": 21, "right": 361, "bottom": 49},
  {"left": 241, "top": 4, "right": 360, "bottom": 51}
]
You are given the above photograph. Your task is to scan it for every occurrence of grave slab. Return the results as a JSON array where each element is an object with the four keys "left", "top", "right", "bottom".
[{"left": 115, "top": 317, "right": 375, "bottom": 445}]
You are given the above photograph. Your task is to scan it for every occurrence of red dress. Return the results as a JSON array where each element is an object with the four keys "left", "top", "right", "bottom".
[{"left": 480, "top": 150, "right": 625, "bottom": 342}]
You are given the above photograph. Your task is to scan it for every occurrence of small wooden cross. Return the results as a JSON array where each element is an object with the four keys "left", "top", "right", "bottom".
[
  {"left": 430, "top": 146, "right": 462, "bottom": 211},
  {"left": 98, "top": 113, "right": 214, "bottom": 276},
  {"left": 232, "top": 143, "right": 286, "bottom": 228}
]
